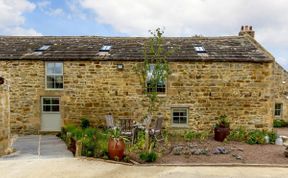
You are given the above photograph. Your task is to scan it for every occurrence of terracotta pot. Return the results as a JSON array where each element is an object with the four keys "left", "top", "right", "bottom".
[
  {"left": 108, "top": 138, "right": 125, "bottom": 160},
  {"left": 214, "top": 127, "right": 230, "bottom": 142}
]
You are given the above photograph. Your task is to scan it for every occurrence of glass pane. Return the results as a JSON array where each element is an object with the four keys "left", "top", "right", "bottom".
[
  {"left": 54, "top": 63, "right": 63, "bottom": 74},
  {"left": 46, "top": 76, "right": 55, "bottom": 88},
  {"left": 180, "top": 117, "right": 187, "bottom": 124},
  {"left": 52, "top": 98, "right": 59, "bottom": 104},
  {"left": 55, "top": 76, "right": 63, "bottom": 88},
  {"left": 52, "top": 105, "right": 60, "bottom": 112},
  {"left": 275, "top": 110, "right": 281, "bottom": 116},
  {"left": 173, "top": 112, "right": 179, "bottom": 117},
  {"left": 43, "top": 98, "right": 51, "bottom": 104},
  {"left": 43, "top": 105, "right": 51, "bottom": 112},
  {"left": 47, "top": 63, "right": 54, "bottom": 74},
  {"left": 173, "top": 117, "right": 179, "bottom": 124}
]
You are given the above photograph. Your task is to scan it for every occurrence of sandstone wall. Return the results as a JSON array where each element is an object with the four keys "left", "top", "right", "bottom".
[
  {"left": 0, "top": 70, "right": 10, "bottom": 155},
  {"left": 273, "top": 62, "right": 288, "bottom": 121},
  {"left": 1, "top": 60, "right": 274, "bottom": 134}
]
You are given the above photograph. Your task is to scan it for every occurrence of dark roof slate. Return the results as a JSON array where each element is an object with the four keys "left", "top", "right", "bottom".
[{"left": 0, "top": 36, "right": 273, "bottom": 62}]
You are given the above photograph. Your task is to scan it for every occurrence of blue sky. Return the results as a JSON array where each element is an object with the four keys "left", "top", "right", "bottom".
[{"left": 0, "top": 0, "right": 287, "bottom": 69}]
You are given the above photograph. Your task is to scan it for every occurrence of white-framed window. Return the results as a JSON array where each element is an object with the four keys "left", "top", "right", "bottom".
[
  {"left": 275, "top": 103, "right": 283, "bottom": 117},
  {"left": 45, "top": 62, "right": 63, "bottom": 89},
  {"left": 42, "top": 97, "right": 60, "bottom": 113},
  {"left": 146, "top": 64, "right": 166, "bottom": 93},
  {"left": 171, "top": 108, "right": 188, "bottom": 127}
]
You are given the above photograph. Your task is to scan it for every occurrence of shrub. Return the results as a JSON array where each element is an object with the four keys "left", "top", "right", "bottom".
[
  {"left": 184, "top": 131, "right": 198, "bottom": 141},
  {"left": 246, "top": 130, "right": 266, "bottom": 144},
  {"left": 80, "top": 117, "right": 90, "bottom": 129},
  {"left": 266, "top": 130, "right": 277, "bottom": 144},
  {"left": 273, "top": 119, "right": 288, "bottom": 128},
  {"left": 215, "top": 115, "right": 230, "bottom": 128},
  {"left": 139, "top": 151, "right": 157, "bottom": 162},
  {"left": 227, "top": 127, "right": 247, "bottom": 142},
  {"left": 183, "top": 130, "right": 210, "bottom": 142}
]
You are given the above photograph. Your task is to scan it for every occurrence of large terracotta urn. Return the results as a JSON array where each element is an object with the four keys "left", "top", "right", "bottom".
[{"left": 108, "top": 138, "right": 125, "bottom": 160}]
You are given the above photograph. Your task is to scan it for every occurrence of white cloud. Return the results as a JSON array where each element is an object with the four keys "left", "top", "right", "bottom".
[
  {"left": 0, "top": 0, "right": 41, "bottom": 36},
  {"left": 78, "top": 0, "right": 288, "bottom": 69},
  {"left": 66, "top": 0, "right": 87, "bottom": 20},
  {"left": 48, "top": 8, "right": 65, "bottom": 17},
  {"left": 78, "top": 0, "right": 288, "bottom": 36},
  {"left": 37, "top": 0, "right": 50, "bottom": 10}
]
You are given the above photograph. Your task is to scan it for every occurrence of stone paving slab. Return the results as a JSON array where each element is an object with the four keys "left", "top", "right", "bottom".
[{"left": 0, "top": 135, "right": 73, "bottom": 160}]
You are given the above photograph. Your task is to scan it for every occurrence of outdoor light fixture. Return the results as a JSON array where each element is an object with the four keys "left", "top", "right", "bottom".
[
  {"left": 0, "top": 77, "right": 4, "bottom": 85},
  {"left": 117, "top": 64, "right": 124, "bottom": 70}
]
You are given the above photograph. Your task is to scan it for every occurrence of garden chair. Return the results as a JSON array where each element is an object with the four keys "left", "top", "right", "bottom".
[
  {"left": 105, "top": 114, "right": 117, "bottom": 130},
  {"left": 120, "top": 118, "right": 136, "bottom": 144},
  {"left": 149, "top": 117, "right": 164, "bottom": 142}
]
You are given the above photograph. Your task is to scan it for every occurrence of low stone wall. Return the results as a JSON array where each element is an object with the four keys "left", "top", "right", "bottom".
[{"left": 0, "top": 73, "right": 10, "bottom": 155}]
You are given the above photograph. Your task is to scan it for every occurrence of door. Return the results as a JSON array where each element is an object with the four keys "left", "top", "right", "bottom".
[{"left": 41, "top": 97, "right": 61, "bottom": 131}]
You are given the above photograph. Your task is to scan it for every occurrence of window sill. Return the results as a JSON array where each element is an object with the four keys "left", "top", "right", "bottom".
[
  {"left": 171, "top": 124, "right": 189, "bottom": 128},
  {"left": 45, "top": 88, "right": 64, "bottom": 91}
]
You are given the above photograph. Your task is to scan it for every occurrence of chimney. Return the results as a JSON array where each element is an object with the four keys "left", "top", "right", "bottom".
[{"left": 239, "top": 25, "right": 255, "bottom": 38}]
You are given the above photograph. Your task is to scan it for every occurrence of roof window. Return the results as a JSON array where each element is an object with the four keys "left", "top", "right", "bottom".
[
  {"left": 36, "top": 45, "right": 51, "bottom": 51},
  {"left": 194, "top": 46, "right": 206, "bottom": 53},
  {"left": 100, "top": 45, "right": 112, "bottom": 52}
]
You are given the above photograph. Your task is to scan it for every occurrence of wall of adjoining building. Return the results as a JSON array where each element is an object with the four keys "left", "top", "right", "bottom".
[
  {"left": 0, "top": 70, "right": 10, "bottom": 155},
  {"left": 273, "top": 62, "right": 288, "bottom": 121}
]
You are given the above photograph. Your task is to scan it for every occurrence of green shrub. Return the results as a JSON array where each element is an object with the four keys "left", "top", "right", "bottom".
[
  {"left": 273, "top": 119, "right": 288, "bottom": 128},
  {"left": 71, "top": 127, "right": 83, "bottom": 140},
  {"left": 266, "top": 130, "right": 277, "bottom": 144},
  {"left": 227, "top": 127, "right": 247, "bottom": 142},
  {"left": 183, "top": 130, "right": 209, "bottom": 141},
  {"left": 246, "top": 130, "right": 266, "bottom": 144},
  {"left": 65, "top": 124, "right": 77, "bottom": 133},
  {"left": 215, "top": 115, "right": 230, "bottom": 128},
  {"left": 80, "top": 117, "right": 90, "bottom": 129},
  {"left": 139, "top": 151, "right": 157, "bottom": 162}
]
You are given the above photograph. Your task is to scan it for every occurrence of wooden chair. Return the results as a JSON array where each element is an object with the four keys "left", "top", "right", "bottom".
[
  {"left": 120, "top": 118, "right": 135, "bottom": 144},
  {"left": 105, "top": 114, "right": 117, "bottom": 130},
  {"left": 149, "top": 117, "right": 164, "bottom": 142}
]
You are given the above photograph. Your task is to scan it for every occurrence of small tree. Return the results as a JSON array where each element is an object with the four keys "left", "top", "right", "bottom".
[{"left": 135, "top": 28, "right": 173, "bottom": 149}]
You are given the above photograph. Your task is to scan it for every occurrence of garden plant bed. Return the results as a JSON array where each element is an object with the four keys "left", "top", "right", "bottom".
[
  {"left": 153, "top": 139, "right": 287, "bottom": 165},
  {"left": 127, "top": 138, "right": 287, "bottom": 165}
]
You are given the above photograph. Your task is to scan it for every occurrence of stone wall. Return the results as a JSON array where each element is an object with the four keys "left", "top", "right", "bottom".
[
  {"left": 273, "top": 62, "right": 288, "bottom": 121},
  {"left": 0, "top": 71, "right": 10, "bottom": 155},
  {"left": 0, "top": 60, "right": 274, "bottom": 134}
]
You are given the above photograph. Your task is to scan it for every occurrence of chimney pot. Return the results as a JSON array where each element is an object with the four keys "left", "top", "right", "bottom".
[{"left": 239, "top": 25, "right": 255, "bottom": 38}]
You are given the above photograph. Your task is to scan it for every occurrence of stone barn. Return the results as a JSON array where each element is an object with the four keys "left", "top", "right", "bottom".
[{"left": 0, "top": 26, "right": 286, "bottom": 135}]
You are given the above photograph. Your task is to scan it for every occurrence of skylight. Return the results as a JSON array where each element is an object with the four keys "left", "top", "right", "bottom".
[
  {"left": 194, "top": 46, "right": 206, "bottom": 53},
  {"left": 36, "top": 45, "right": 50, "bottom": 51},
  {"left": 100, "top": 45, "right": 112, "bottom": 52}
]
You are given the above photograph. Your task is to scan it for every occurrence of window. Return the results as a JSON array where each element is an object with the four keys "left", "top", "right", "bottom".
[
  {"left": 194, "top": 46, "right": 206, "bottom": 53},
  {"left": 275, "top": 103, "right": 283, "bottom": 117},
  {"left": 100, "top": 45, "right": 112, "bottom": 52},
  {"left": 42, "top": 97, "right": 60, "bottom": 112},
  {"left": 46, "top": 62, "right": 63, "bottom": 89},
  {"left": 146, "top": 64, "right": 166, "bottom": 93},
  {"left": 172, "top": 108, "right": 188, "bottom": 126},
  {"left": 36, "top": 45, "right": 50, "bottom": 51}
]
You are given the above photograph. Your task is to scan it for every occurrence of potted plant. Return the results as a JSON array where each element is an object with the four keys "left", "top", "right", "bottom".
[
  {"left": 214, "top": 115, "right": 230, "bottom": 142},
  {"left": 108, "top": 128, "right": 126, "bottom": 161}
]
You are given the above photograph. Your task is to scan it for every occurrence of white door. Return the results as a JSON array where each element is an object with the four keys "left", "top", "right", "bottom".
[{"left": 41, "top": 97, "right": 61, "bottom": 131}]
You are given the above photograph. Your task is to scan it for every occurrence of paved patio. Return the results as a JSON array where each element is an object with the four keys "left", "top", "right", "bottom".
[{"left": 0, "top": 135, "right": 73, "bottom": 160}]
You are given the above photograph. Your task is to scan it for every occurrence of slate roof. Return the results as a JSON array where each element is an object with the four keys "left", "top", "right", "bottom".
[{"left": 0, "top": 36, "right": 273, "bottom": 62}]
